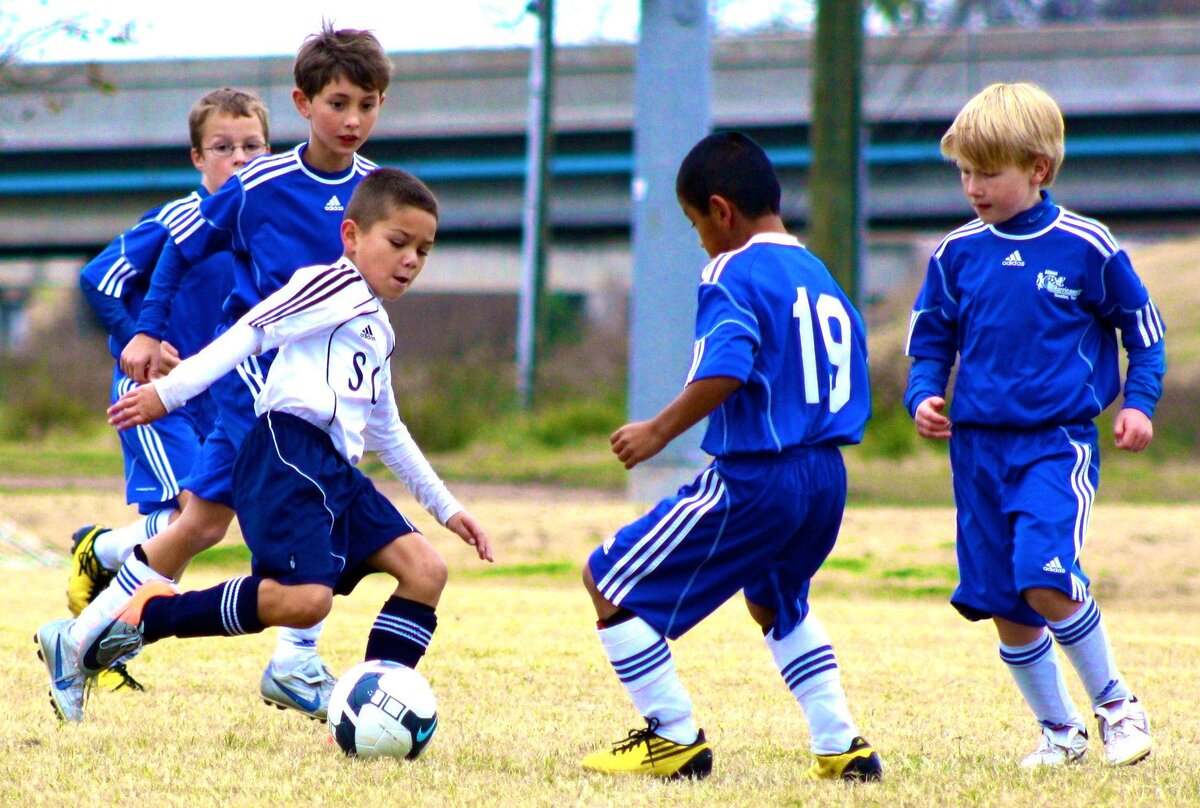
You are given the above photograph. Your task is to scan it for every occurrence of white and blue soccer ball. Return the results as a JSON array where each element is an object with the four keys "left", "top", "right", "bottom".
[{"left": 327, "top": 659, "right": 438, "bottom": 760}]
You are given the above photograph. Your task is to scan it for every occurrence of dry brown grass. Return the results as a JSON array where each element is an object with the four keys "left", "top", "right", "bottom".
[{"left": 1, "top": 489, "right": 1198, "bottom": 806}]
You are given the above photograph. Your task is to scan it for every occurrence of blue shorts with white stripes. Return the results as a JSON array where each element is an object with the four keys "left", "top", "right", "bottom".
[
  {"left": 949, "top": 423, "right": 1097, "bottom": 627},
  {"left": 588, "top": 445, "right": 847, "bottom": 641},
  {"left": 179, "top": 342, "right": 272, "bottom": 508},
  {"left": 232, "top": 411, "right": 417, "bottom": 594},
  {"left": 112, "top": 366, "right": 212, "bottom": 513}
]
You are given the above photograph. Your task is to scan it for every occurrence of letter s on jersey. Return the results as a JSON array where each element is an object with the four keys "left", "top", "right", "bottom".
[{"left": 348, "top": 351, "right": 367, "bottom": 391}]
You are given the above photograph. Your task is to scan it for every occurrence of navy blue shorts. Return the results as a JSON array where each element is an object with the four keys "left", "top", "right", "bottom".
[
  {"left": 180, "top": 348, "right": 271, "bottom": 508},
  {"left": 949, "top": 424, "right": 1097, "bottom": 627},
  {"left": 232, "top": 411, "right": 417, "bottom": 595},
  {"left": 112, "top": 367, "right": 210, "bottom": 513},
  {"left": 588, "top": 445, "right": 847, "bottom": 640}
]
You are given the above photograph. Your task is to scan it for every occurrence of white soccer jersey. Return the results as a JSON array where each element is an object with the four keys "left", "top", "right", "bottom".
[{"left": 154, "top": 257, "right": 461, "bottom": 524}]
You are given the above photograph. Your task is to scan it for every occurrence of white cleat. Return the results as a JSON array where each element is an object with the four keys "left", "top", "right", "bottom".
[
  {"left": 35, "top": 618, "right": 89, "bottom": 722},
  {"left": 260, "top": 656, "right": 336, "bottom": 721},
  {"left": 1096, "top": 698, "right": 1151, "bottom": 766},
  {"left": 1020, "top": 723, "right": 1088, "bottom": 768}
]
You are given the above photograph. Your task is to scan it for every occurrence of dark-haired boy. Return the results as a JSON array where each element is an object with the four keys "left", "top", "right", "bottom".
[
  {"left": 40, "top": 23, "right": 393, "bottom": 723},
  {"left": 45, "top": 168, "right": 491, "bottom": 727},
  {"left": 580, "top": 132, "right": 882, "bottom": 781}
]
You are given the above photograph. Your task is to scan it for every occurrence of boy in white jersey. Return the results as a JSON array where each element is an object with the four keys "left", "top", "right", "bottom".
[
  {"left": 60, "top": 23, "right": 393, "bottom": 722},
  {"left": 72, "top": 87, "right": 270, "bottom": 694},
  {"left": 905, "top": 83, "right": 1164, "bottom": 768},
  {"left": 40, "top": 168, "right": 492, "bottom": 727}
]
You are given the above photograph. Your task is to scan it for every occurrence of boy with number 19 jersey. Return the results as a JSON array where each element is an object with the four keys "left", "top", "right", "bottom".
[
  {"left": 905, "top": 82, "right": 1164, "bottom": 769},
  {"left": 581, "top": 133, "right": 881, "bottom": 783}
]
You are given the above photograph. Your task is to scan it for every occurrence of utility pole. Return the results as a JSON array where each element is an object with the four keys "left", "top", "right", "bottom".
[
  {"left": 515, "top": 0, "right": 555, "bottom": 408},
  {"left": 628, "top": 0, "right": 711, "bottom": 502},
  {"left": 808, "top": 0, "right": 865, "bottom": 302}
]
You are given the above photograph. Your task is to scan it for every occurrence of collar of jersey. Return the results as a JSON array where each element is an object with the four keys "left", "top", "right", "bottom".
[
  {"left": 744, "top": 232, "right": 803, "bottom": 249},
  {"left": 294, "top": 143, "right": 361, "bottom": 184},
  {"left": 991, "top": 190, "right": 1059, "bottom": 238}
]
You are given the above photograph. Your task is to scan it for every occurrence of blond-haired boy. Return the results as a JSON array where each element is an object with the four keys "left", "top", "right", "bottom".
[{"left": 905, "top": 82, "right": 1164, "bottom": 767}]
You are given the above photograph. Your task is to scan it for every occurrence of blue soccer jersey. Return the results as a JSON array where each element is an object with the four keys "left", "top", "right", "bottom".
[
  {"left": 686, "top": 233, "right": 871, "bottom": 455},
  {"left": 135, "top": 144, "right": 378, "bottom": 336},
  {"left": 78, "top": 188, "right": 234, "bottom": 508},
  {"left": 905, "top": 192, "right": 1166, "bottom": 427},
  {"left": 78, "top": 190, "right": 233, "bottom": 363}
]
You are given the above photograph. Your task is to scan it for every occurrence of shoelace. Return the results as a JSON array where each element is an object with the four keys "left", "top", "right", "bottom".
[
  {"left": 611, "top": 717, "right": 663, "bottom": 760},
  {"left": 107, "top": 662, "right": 145, "bottom": 692}
]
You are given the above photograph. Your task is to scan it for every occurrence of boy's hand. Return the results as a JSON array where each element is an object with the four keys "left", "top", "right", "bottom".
[
  {"left": 611, "top": 420, "right": 669, "bottom": 470},
  {"left": 107, "top": 384, "right": 168, "bottom": 431},
  {"left": 915, "top": 396, "right": 952, "bottom": 440},
  {"left": 446, "top": 511, "right": 493, "bottom": 563},
  {"left": 159, "top": 340, "right": 182, "bottom": 375},
  {"left": 121, "top": 333, "right": 164, "bottom": 383},
  {"left": 1113, "top": 407, "right": 1153, "bottom": 452}
]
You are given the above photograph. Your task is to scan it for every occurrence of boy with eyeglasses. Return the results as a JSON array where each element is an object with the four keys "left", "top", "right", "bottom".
[
  {"left": 72, "top": 86, "right": 270, "bottom": 694},
  {"left": 43, "top": 23, "right": 391, "bottom": 723}
]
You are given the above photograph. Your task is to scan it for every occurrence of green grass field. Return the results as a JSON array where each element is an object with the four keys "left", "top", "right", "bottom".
[{"left": 2, "top": 488, "right": 1198, "bottom": 806}]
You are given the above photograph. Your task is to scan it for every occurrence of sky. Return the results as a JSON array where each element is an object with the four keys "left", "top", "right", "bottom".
[{"left": 4, "top": 1, "right": 815, "bottom": 64}]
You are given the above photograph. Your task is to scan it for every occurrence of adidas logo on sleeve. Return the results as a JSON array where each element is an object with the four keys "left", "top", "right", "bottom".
[
  {"left": 360, "top": 325, "right": 375, "bottom": 341},
  {"left": 1002, "top": 250, "right": 1025, "bottom": 267},
  {"left": 1042, "top": 557, "right": 1066, "bottom": 573}
]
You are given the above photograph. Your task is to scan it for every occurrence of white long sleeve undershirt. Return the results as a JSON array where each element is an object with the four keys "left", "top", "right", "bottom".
[
  {"left": 154, "top": 323, "right": 262, "bottom": 413},
  {"left": 151, "top": 321, "right": 462, "bottom": 526}
]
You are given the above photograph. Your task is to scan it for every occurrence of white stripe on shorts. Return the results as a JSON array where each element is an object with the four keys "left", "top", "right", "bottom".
[{"left": 597, "top": 467, "right": 726, "bottom": 605}]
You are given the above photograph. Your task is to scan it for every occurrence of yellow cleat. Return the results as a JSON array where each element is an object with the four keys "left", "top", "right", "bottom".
[
  {"left": 67, "top": 525, "right": 115, "bottom": 617},
  {"left": 804, "top": 736, "right": 883, "bottom": 781},
  {"left": 582, "top": 718, "right": 713, "bottom": 780},
  {"left": 94, "top": 662, "right": 146, "bottom": 693}
]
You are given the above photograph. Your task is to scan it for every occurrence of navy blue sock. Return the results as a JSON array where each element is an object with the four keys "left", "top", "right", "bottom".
[
  {"left": 364, "top": 596, "right": 437, "bottom": 668},
  {"left": 141, "top": 576, "right": 265, "bottom": 643}
]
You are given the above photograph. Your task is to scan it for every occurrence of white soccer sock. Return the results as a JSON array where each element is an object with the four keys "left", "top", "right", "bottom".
[
  {"left": 273, "top": 621, "right": 325, "bottom": 669},
  {"left": 597, "top": 616, "right": 697, "bottom": 745},
  {"left": 999, "top": 631, "right": 1085, "bottom": 730},
  {"left": 68, "top": 550, "right": 174, "bottom": 645},
  {"left": 1047, "top": 597, "right": 1132, "bottom": 709},
  {"left": 766, "top": 612, "right": 858, "bottom": 755},
  {"left": 93, "top": 508, "right": 176, "bottom": 571}
]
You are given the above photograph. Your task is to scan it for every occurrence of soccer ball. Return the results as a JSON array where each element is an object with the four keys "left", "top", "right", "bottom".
[{"left": 327, "top": 660, "right": 439, "bottom": 759}]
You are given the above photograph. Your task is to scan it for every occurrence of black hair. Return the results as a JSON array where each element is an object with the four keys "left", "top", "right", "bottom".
[{"left": 675, "top": 131, "right": 781, "bottom": 218}]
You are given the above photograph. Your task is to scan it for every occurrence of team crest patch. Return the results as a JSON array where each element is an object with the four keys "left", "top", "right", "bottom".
[{"left": 1035, "top": 269, "right": 1081, "bottom": 301}]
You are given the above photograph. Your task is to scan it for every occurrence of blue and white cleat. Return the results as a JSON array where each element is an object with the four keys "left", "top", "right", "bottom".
[
  {"left": 260, "top": 656, "right": 336, "bottom": 721},
  {"left": 36, "top": 618, "right": 88, "bottom": 722}
]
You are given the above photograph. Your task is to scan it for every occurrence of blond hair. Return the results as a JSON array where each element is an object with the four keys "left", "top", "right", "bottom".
[
  {"left": 188, "top": 88, "right": 269, "bottom": 151},
  {"left": 940, "top": 82, "right": 1065, "bottom": 186}
]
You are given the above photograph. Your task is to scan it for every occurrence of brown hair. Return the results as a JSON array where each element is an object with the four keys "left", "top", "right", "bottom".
[
  {"left": 188, "top": 88, "right": 269, "bottom": 151},
  {"left": 345, "top": 167, "right": 439, "bottom": 231},
  {"left": 293, "top": 21, "right": 393, "bottom": 99}
]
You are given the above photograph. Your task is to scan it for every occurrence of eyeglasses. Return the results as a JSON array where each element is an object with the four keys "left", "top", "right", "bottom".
[{"left": 203, "top": 142, "right": 268, "bottom": 158}]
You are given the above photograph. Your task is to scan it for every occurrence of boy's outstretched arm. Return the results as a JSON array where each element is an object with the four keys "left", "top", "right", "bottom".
[
  {"left": 446, "top": 511, "right": 493, "bottom": 563},
  {"left": 610, "top": 376, "right": 741, "bottom": 470},
  {"left": 107, "top": 384, "right": 169, "bottom": 429},
  {"left": 109, "top": 322, "right": 262, "bottom": 430}
]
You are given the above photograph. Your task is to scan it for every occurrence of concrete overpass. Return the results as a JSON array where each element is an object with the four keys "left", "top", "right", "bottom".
[{"left": 1, "top": 18, "right": 1198, "bottom": 301}]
